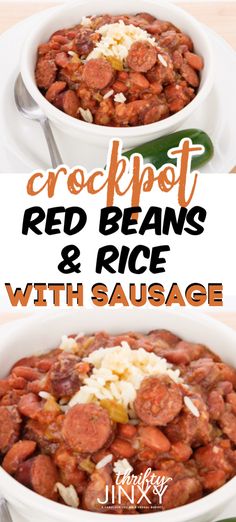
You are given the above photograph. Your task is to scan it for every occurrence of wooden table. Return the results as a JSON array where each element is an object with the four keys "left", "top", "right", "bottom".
[{"left": 0, "top": 311, "right": 235, "bottom": 331}]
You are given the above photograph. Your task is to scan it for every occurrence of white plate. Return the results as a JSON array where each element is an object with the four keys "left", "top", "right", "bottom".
[{"left": 0, "top": 7, "right": 236, "bottom": 172}]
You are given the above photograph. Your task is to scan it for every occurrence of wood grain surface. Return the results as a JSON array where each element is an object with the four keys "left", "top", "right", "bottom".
[
  {"left": 0, "top": 311, "right": 235, "bottom": 330},
  {"left": 0, "top": 2, "right": 236, "bottom": 50}
]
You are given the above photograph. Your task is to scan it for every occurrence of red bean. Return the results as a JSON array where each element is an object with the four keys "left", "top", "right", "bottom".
[
  {"left": 138, "top": 426, "right": 170, "bottom": 452},
  {"left": 185, "top": 52, "right": 204, "bottom": 71},
  {"left": 2, "top": 440, "right": 36, "bottom": 475},
  {"left": 110, "top": 438, "right": 136, "bottom": 458}
]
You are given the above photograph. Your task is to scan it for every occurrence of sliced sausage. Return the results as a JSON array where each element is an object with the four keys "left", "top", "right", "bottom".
[
  {"left": 83, "top": 58, "right": 114, "bottom": 89},
  {"left": 32, "top": 455, "right": 59, "bottom": 500},
  {"left": 2, "top": 440, "right": 36, "bottom": 475},
  {"left": 62, "top": 403, "right": 112, "bottom": 453},
  {"left": 0, "top": 406, "right": 21, "bottom": 453},
  {"left": 35, "top": 59, "right": 57, "bottom": 89},
  {"left": 75, "top": 28, "right": 96, "bottom": 56},
  {"left": 134, "top": 376, "right": 183, "bottom": 426},
  {"left": 127, "top": 41, "right": 157, "bottom": 72}
]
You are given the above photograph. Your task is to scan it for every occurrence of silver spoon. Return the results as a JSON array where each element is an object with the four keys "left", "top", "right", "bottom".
[
  {"left": 14, "top": 74, "right": 63, "bottom": 168},
  {"left": 0, "top": 497, "right": 13, "bottom": 522}
]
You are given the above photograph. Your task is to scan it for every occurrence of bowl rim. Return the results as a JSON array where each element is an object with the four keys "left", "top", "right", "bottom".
[
  {"left": 0, "top": 309, "right": 236, "bottom": 521},
  {"left": 20, "top": 0, "right": 215, "bottom": 138}
]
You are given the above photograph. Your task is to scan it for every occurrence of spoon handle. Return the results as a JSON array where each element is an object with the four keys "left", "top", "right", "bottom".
[
  {"left": 0, "top": 497, "right": 13, "bottom": 522},
  {"left": 40, "top": 118, "right": 63, "bottom": 168}
]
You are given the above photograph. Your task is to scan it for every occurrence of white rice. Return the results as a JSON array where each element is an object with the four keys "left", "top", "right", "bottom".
[
  {"left": 184, "top": 396, "right": 200, "bottom": 417},
  {"left": 114, "top": 459, "right": 133, "bottom": 475},
  {"left": 38, "top": 391, "right": 53, "bottom": 400},
  {"left": 78, "top": 108, "right": 93, "bottom": 123},
  {"left": 69, "top": 342, "right": 181, "bottom": 415},
  {"left": 59, "top": 335, "right": 78, "bottom": 352},
  {"left": 158, "top": 53, "right": 168, "bottom": 67},
  {"left": 55, "top": 483, "right": 79, "bottom": 508},
  {"left": 87, "top": 20, "right": 156, "bottom": 63},
  {"left": 96, "top": 454, "right": 113, "bottom": 469},
  {"left": 114, "top": 93, "right": 126, "bottom": 103},
  {"left": 103, "top": 89, "right": 114, "bottom": 99}
]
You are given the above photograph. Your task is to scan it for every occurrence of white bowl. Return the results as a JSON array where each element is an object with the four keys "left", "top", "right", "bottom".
[
  {"left": 20, "top": 0, "right": 214, "bottom": 149},
  {"left": 0, "top": 309, "right": 236, "bottom": 522}
]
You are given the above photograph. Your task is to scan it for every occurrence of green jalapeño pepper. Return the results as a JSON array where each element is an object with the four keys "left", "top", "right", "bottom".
[{"left": 123, "top": 129, "right": 214, "bottom": 170}]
